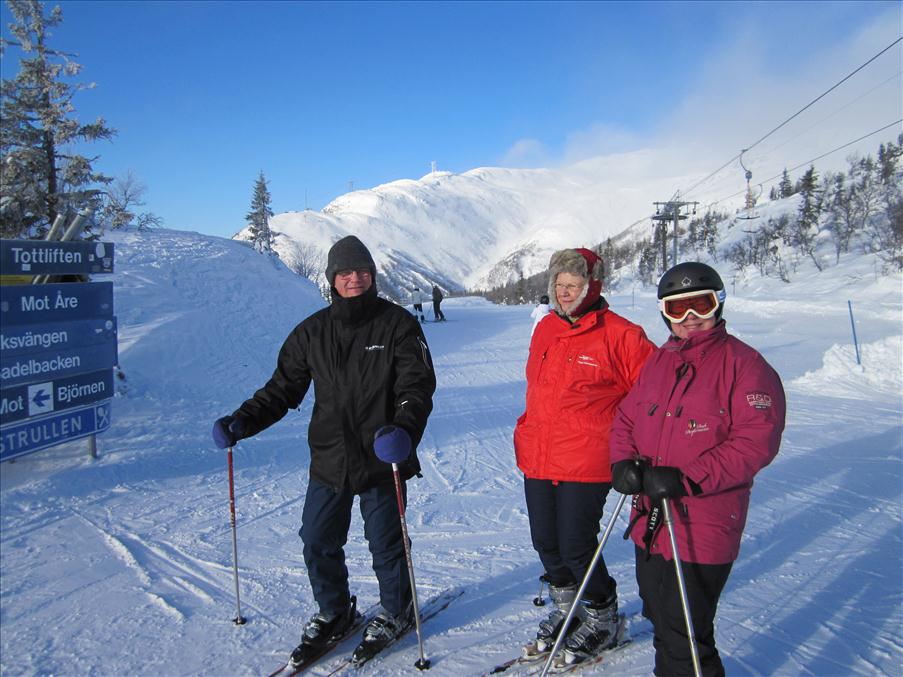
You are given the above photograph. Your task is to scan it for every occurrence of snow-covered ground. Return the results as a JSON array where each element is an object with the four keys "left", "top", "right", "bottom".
[{"left": 1, "top": 228, "right": 901, "bottom": 676}]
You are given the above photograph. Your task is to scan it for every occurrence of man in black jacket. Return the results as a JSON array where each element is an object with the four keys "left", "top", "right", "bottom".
[{"left": 212, "top": 235, "right": 435, "bottom": 666}]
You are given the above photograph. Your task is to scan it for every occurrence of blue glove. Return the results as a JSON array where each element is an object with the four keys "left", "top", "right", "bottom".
[
  {"left": 212, "top": 415, "right": 246, "bottom": 449},
  {"left": 373, "top": 425, "right": 411, "bottom": 464}
]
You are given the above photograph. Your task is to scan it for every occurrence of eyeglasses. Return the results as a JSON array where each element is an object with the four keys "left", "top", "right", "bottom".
[
  {"left": 659, "top": 289, "right": 725, "bottom": 323},
  {"left": 336, "top": 268, "right": 372, "bottom": 280},
  {"left": 555, "top": 283, "right": 584, "bottom": 293}
]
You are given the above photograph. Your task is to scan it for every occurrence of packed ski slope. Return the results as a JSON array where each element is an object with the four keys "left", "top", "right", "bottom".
[{"left": 1, "top": 228, "right": 900, "bottom": 676}]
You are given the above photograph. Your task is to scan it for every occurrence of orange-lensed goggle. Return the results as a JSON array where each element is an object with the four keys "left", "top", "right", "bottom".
[{"left": 659, "top": 289, "right": 726, "bottom": 323}]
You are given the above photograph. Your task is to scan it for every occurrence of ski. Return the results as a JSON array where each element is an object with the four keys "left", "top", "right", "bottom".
[
  {"left": 268, "top": 598, "right": 378, "bottom": 677},
  {"left": 486, "top": 641, "right": 550, "bottom": 674},
  {"left": 321, "top": 588, "right": 464, "bottom": 675}
]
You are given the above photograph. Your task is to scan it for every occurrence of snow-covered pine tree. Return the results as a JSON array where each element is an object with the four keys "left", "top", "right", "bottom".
[
  {"left": 0, "top": 0, "right": 115, "bottom": 239},
  {"left": 792, "top": 165, "right": 824, "bottom": 270},
  {"left": 246, "top": 171, "right": 274, "bottom": 253},
  {"left": 779, "top": 168, "right": 794, "bottom": 199}
]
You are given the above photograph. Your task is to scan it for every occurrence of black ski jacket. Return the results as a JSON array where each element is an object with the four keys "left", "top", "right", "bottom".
[{"left": 233, "top": 290, "right": 435, "bottom": 494}]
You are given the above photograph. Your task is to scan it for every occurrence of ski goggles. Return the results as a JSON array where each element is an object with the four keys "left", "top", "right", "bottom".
[{"left": 659, "top": 289, "right": 726, "bottom": 323}]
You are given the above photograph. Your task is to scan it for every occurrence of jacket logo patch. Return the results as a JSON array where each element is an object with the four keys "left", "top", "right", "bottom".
[
  {"left": 364, "top": 345, "right": 385, "bottom": 351},
  {"left": 576, "top": 354, "right": 599, "bottom": 367},
  {"left": 746, "top": 392, "right": 772, "bottom": 409},
  {"left": 686, "top": 419, "right": 710, "bottom": 436}
]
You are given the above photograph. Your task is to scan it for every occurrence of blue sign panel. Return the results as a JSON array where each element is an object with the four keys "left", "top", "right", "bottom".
[
  {"left": 0, "top": 369, "right": 114, "bottom": 425},
  {"left": 0, "top": 337, "right": 118, "bottom": 387},
  {"left": 0, "top": 240, "right": 114, "bottom": 275},
  {"left": 0, "top": 400, "right": 112, "bottom": 462},
  {"left": 0, "top": 282, "right": 113, "bottom": 325},
  {"left": 0, "top": 317, "right": 117, "bottom": 357}
]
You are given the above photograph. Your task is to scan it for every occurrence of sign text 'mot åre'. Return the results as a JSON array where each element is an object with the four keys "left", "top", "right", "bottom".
[{"left": 0, "top": 282, "right": 113, "bottom": 325}]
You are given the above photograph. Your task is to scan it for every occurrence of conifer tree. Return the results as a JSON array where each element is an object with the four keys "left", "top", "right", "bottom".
[
  {"left": 792, "top": 165, "right": 823, "bottom": 270},
  {"left": 0, "top": 0, "right": 115, "bottom": 239},
  {"left": 779, "top": 168, "right": 794, "bottom": 198},
  {"left": 246, "top": 171, "right": 274, "bottom": 253}
]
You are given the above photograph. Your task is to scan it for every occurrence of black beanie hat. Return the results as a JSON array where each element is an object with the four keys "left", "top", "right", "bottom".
[{"left": 325, "top": 236, "right": 376, "bottom": 285}]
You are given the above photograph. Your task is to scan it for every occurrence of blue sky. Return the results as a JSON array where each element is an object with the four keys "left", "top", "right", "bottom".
[{"left": 2, "top": 1, "right": 900, "bottom": 237}]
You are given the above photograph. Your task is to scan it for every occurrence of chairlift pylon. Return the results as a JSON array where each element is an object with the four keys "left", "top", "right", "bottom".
[{"left": 737, "top": 150, "right": 761, "bottom": 220}]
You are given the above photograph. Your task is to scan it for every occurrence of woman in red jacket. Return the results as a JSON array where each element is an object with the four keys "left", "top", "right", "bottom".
[
  {"left": 610, "top": 262, "right": 786, "bottom": 677},
  {"left": 514, "top": 247, "right": 655, "bottom": 663}
]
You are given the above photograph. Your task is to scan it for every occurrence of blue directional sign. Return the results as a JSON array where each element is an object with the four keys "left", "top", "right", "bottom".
[
  {"left": 0, "top": 240, "right": 114, "bottom": 275},
  {"left": 0, "top": 337, "right": 118, "bottom": 387},
  {"left": 0, "top": 400, "right": 112, "bottom": 462},
  {"left": 0, "top": 317, "right": 117, "bottom": 357},
  {"left": 0, "top": 369, "right": 115, "bottom": 425},
  {"left": 0, "top": 282, "right": 113, "bottom": 325}
]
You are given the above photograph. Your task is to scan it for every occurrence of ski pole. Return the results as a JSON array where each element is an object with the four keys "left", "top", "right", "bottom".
[
  {"left": 540, "top": 491, "right": 628, "bottom": 677},
  {"left": 392, "top": 463, "right": 430, "bottom": 670},
  {"left": 227, "top": 446, "right": 247, "bottom": 625},
  {"left": 661, "top": 499, "right": 701, "bottom": 677}
]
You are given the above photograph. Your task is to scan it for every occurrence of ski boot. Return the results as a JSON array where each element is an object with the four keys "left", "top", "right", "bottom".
[
  {"left": 350, "top": 604, "right": 414, "bottom": 667},
  {"left": 289, "top": 596, "right": 358, "bottom": 668},
  {"left": 563, "top": 596, "right": 619, "bottom": 664},
  {"left": 534, "top": 583, "right": 580, "bottom": 652}
]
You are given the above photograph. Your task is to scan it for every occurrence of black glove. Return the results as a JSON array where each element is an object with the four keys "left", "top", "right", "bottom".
[
  {"left": 612, "top": 459, "right": 646, "bottom": 495},
  {"left": 643, "top": 466, "right": 688, "bottom": 501},
  {"left": 212, "top": 415, "right": 247, "bottom": 449}
]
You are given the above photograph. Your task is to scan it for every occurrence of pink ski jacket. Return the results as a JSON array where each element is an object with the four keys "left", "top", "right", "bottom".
[
  {"left": 610, "top": 321, "right": 785, "bottom": 564},
  {"left": 515, "top": 304, "right": 655, "bottom": 483}
]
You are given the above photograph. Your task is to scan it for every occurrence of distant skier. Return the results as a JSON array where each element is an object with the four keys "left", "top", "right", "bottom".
[
  {"left": 530, "top": 294, "right": 550, "bottom": 335},
  {"left": 431, "top": 285, "right": 446, "bottom": 322},
  {"left": 411, "top": 287, "right": 426, "bottom": 323},
  {"left": 211, "top": 236, "right": 435, "bottom": 668},
  {"left": 610, "top": 261, "right": 785, "bottom": 677},
  {"left": 514, "top": 248, "right": 655, "bottom": 663}
]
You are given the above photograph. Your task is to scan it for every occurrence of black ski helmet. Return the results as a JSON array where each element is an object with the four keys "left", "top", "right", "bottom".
[{"left": 657, "top": 261, "right": 726, "bottom": 326}]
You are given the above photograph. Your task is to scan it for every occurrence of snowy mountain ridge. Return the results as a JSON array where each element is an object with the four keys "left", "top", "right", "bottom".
[{"left": 237, "top": 153, "right": 694, "bottom": 299}]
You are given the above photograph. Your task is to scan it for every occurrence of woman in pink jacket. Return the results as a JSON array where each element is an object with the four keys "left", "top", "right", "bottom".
[{"left": 610, "top": 261, "right": 786, "bottom": 677}]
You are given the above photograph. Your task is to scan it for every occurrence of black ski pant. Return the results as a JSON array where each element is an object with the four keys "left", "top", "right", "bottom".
[
  {"left": 524, "top": 477, "right": 617, "bottom": 604},
  {"left": 635, "top": 546, "right": 733, "bottom": 677},
  {"left": 433, "top": 300, "right": 445, "bottom": 321},
  {"left": 300, "top": 477, "right": 411, "bottom": 618}
]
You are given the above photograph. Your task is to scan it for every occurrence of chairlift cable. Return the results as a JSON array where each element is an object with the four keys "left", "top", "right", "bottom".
[
  {"left": 679, "top": 36, "right": 902, "bottom": 199},
  {"left": 706, "top": 118, "right": 903, "bottom": 206}
]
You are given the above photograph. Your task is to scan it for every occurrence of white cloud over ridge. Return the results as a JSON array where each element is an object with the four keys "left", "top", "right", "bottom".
[{"left": 502, "top": 5, "right": 902, "bottom": 212}]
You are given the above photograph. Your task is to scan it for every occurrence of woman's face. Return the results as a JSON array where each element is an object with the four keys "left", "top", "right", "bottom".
[
  {"left": 555, "top": 272, "right": 586, "bottom": 313},
  {"left": 670, "top": 314, "right": 717, "bottom": 339}
]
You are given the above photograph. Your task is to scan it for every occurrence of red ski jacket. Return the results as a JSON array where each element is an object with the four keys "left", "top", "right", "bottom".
[
  {"left": 515, "top": 303, "right": 655, "bottom": 483},
  {"left": 610, "top": 321, "right": 785, "bottom": 564}
]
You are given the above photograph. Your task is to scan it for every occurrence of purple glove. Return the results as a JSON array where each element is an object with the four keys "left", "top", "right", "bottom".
[
  {"left": 212, "top": 415, "right": 246, "bottom": 449},
  {"left": 373, "top": 425, "right": 411, "bottom": 464}
]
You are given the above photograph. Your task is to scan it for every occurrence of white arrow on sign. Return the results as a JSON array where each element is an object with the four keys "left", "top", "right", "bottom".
[{"left": 27, "top": 381, "right": 55, "bottom": 416}]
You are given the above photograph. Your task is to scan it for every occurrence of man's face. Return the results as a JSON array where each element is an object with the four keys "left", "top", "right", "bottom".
[{"left": 334, "top": 268, "right": 373, "bottom": 298}]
